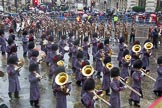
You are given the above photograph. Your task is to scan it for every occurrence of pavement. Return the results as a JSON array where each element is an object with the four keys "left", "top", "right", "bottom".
[{"left": 0, "top": 25, "right": 162, "bottom": 108}]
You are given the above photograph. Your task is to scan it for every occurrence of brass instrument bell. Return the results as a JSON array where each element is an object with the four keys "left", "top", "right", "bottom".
[
  {"left": 132, "top": 44, "right": 141, "bottom": 54},
  {"left": 124, "top": 54, "right": 131, "bottom": 62},
  {"left": 57, "top": 60, "right": 64, "bottom": 66},
  {"left": 144, "top": 42, "right": 153, "bottom": 52},
  {"left": 106, "top": 63, "right": 113, "bottom": 70},
  {"left": 82, "top": 65, "right": 94, "bottom": 77},
  {"left": 17, "top": 58, "right": 25, "bottom": 67},
  {"left": 55, "top": 72, "right": 69, "bottom": 86}
]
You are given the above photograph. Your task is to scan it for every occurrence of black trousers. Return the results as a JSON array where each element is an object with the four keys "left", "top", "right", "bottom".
[
  {"left": 129, "top": 34, "right": 135, "bottom": 43},
  {"left": 153, "top": 37, "right": 158, "bottom": 48}
]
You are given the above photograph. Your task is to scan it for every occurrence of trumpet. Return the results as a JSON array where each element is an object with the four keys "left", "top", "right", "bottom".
[
  {"left": 140, "top": 69, "right": 156, "bottom": 82},
  {"left": 82, "top": 65, "right": 94, "bottom": 77},
  {"left": 106, "top": 63, "right": 113, "bottom": 70},
  {"left": 119, "top": 77, "right": 142, "bottom": 96}
]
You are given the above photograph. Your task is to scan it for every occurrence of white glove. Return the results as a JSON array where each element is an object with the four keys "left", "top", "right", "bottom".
[
  {"left": 141, "top": 72, "right": 145, "bottom": 76},
  {"left": 124, "top": 85, "right": 128, "bottom": 89},
  {"left": 93, "top": 95, "right": 98, "bottom": 100}
]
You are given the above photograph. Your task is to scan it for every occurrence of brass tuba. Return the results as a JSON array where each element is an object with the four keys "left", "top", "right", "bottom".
[
  {"left": 82, "top": 65, "right": 94, "bottom": 77},
  {"left": 144, "top": 42, "right": 153, "bottom": 52},
  {"left": 132, "top": 44, "right": 141, "bottom": 55},
  {"left": 124, "top": 54, "right": 131, "bottom": 62},
  {"left": 106, "top": 63, "right": 113, "bottom": 70}
]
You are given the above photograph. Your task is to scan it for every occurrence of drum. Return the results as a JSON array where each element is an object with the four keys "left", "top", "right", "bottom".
[
  {"left": 64, "top": 46, "right": 69, "bottom": 52},
  {"left": 0, "top": 71, "right": 4, "bottom": 77}
]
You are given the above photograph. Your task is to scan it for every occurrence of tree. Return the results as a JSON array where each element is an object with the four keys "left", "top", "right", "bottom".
[{"left": 132, "top": 6, "right": 145, "bottom": 12}]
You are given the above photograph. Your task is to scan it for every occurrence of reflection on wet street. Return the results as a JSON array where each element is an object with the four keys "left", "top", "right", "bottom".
[{"left": 0, "top": 33, "right": 162, "bottom": 108}]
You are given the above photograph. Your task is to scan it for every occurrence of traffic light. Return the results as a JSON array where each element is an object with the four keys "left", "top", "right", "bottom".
[{"left": 33, "top": 0, "right": 38, "bottom": 6}]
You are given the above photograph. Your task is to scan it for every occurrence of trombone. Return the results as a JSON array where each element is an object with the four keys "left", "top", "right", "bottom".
[
  {"left": 92, "top": 90, "right": 111, "bottom": 106},
  {"left": 119, "top": 76, "right": 142, "bottom": 96},
  {"left": 140, "top": 69, "right": 156, "bottom": 82}
]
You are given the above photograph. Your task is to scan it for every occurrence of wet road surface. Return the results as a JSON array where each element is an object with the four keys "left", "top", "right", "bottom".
[{"left": 0, "top": 27, "right": 161, "bottom": 108}]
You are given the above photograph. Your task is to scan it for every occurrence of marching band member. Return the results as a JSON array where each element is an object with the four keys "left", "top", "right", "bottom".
[
  {"left": 27, "top": 41, "right": 35, "bottom": 59},
  {"left": 39, "top": 34, "right": 47, "bottom": 52},
  {"left": 82, "top": 36, "right": 90, "bottom": 60},
  {"left": 7, "top": 56, "right": 21, "bottom": 99},
  {"left": 58, "top": 35, "right": 66, "bottom": 58},
  {"left": 29, "top": 29, "right": 35, "bottom": 42},
  {"left": 117, "top": 36, "right": 126, "bottom": 67},
  {"left": 49, "top": 55, "right": 65, "bottom": 83},
  {"left": 142, "top": 39, "right": 152, "bottom": 70},
  {"left": 0, "top": 29, "right": 6, "bottom": 55},
  {"left": 53, "top": 70, "right": 71, "bottom": 108},
  {"left": 109, "top": 67, "right": 127, "bottom": 108},
  {"left": 67, "top": 32, "right": 74, "bottom": 58},
  {"left": 49, "top": 44, "right": 58, "bottom": 66},
  {"left": 91, "top": 32, "right": 98, "bottom": 61},
  {"left": 81, "top": 78, "right": 97, "bottom": 108},
  {"left": 45, "top": 36, "right": 54, "bottom": 66},
  {"left": 8, "top": 29, "right": 16, "bottom": 42},
  {"left": 74, "top": 50, "right": 84, "bottom": 87},
  {"left": 6, "top": 37, "right": 15, "bottom": 57},
  {"left": 104, "top": 38, "right": 112, "bottom": 57},
  {"left": 154, "top": 56, "right": 162, "bottom": 96},
  {"left": 95, "top": 43, "right": 104, "bottom": 78},
  {"left": 29, "top": 49, "right": 41, "bottom": 73},
  {"left": 48, "top": 44, "right": 59, "bottom": 81},
  {"left": 7, "top": 45, "right": 18, "bottom": 62},
  {"left": 80, "top": 60, "right": 91, "bottom": 96},
  {"left": 29, "top": 63, "right": 41, "bottom": 108},
  {"left": 71, "top": 39, "right": 80, "bottom": 73},
  {"left": 22, "top": 30, "right": 28, "bottom": 57},
  {"left": 129, "top": 59, "right": 144, "bottom": 107},
  {"left": 130, "top": 41, "right": 141, "bottom": 76},
  {"left": 102, "top": 56, "right": 111, "bottom": 95},
  {"left": 120, "top": 49, "right": 130, "bottom": 81}
]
